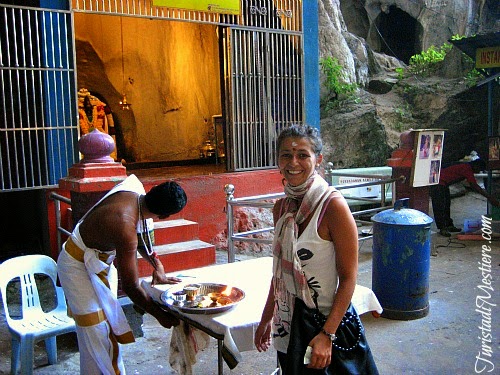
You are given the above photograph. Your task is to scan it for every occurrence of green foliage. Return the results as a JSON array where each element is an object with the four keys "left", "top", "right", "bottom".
[
  {"left": 465, "top": 68, "right": 486, "bottom": 86},
  {"left": 395, "top": 67, "right": 405, "bottom": 80},
  {"left": 393, "top": 104, "right": 413, "bottom": 132},
  {"left": 408, "top": 43, "right": 453, "bottom": 76},
  {"left": 461, "top": 53, "right": 486, "bottom": 86},
  {"left": 319, "top": 56, "right": 358, "bottom": 103},
  {"left": 400, "top": 35, "right": 487, "bottom": 85}
]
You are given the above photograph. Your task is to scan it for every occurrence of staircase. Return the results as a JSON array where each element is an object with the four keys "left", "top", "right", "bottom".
[{"left": 136, "top": 218, "right": 216, "bottom": 278}]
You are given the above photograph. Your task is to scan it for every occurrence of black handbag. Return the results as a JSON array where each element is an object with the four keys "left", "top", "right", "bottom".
[{"left": 284, "top": 297, "right": 379, "bottom": 375}]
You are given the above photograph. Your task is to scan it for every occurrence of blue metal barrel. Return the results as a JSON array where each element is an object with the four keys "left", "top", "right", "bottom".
[{"left": 371, "top": 198, "right": 433, "bottom": 320}]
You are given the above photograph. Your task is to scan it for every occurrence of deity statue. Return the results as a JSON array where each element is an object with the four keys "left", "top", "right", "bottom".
[{"left": 78, "top": 88, "right": 117, "bottom": 160}]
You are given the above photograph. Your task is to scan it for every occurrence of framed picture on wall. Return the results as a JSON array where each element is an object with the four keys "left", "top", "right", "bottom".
[
  {"left": 411, "top": 129, "right": 446, "bottom": 187},
  {"left": 488, "top": 136, "right": 500, "bottom": 170}
]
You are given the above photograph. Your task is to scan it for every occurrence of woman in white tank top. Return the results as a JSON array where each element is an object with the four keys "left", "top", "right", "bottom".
[{"left": 254, "top": 124, "right": 378, "bottom": 374}]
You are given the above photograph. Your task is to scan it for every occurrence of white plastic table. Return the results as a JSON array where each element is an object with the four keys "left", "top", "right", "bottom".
[{"left": 142, "top": 257, "right": 382, "bottom": 374}]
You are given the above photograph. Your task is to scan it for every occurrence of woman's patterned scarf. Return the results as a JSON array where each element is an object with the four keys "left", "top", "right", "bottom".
[{"left": 272, "top": 172, "right": 331, "bottom": 310}]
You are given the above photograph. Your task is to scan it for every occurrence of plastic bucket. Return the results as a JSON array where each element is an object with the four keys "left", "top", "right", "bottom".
[{"left": 371, "top": 199, "right": 433, "bottom": 320}]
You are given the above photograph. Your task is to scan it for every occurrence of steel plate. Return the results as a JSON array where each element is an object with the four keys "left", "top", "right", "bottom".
[{"left": 160, "top": 283, "right": 245, "bottom": 315}]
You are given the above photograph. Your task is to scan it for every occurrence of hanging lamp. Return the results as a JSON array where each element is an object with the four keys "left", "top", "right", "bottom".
[{"left": 118, "top": 17, "right": 131, "bottom": 110}]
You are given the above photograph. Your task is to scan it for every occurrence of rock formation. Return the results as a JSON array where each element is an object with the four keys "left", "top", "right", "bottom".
[{"left": 318, "top": 0, "right": 499, "bottom": 167}]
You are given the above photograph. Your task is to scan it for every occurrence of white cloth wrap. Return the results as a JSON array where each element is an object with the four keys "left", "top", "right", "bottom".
[
  {"left": 82, "top": 249, "right": 133, "bottom": 338},
  {"left": 71, "top": 174, "right": 147, "bottom": 338},
  {"left": 58, "top": 174, "right": 149, "bottom": 374}
]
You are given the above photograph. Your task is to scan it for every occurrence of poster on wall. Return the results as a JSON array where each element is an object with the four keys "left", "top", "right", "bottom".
[
  {"left": 488, "top": 136, "right": 500, "bottom": 170},
  {"left": 152, "top": 0, "right": 241, "bottom": 15},
  {"left": 411, "top": 129, "right": 445, "bottom": 187}
]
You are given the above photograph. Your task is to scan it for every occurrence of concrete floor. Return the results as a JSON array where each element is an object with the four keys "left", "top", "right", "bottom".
[{"left": 0, "top": 190, "right": 498, "bottom": 374}]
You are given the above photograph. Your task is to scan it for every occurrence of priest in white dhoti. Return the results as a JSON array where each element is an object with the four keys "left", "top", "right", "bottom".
[{"left": 57, "top": 175, "right": 187, "bottom": 374}]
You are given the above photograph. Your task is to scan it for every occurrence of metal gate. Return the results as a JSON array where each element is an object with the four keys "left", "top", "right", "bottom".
[
  {"left": 0, "top": 1, "right": 304, "bottom": 191},
  {"left": 227, "top": 27, "right": 303, "bottom": 170},
  {"left": 72, "top": 0, "right": 305, "bottom": 172},
  {"left": 0, "top": 3, "right": 78, "bottom": 191}
]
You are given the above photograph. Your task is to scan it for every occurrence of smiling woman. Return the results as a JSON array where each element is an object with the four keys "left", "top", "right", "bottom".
[
  {"left": 277, "top": 137, "right": 322, "bottom": 186},
  {"left": 276, "top": 125, "right": 323, "bottom": 186},
  {"left": 254, "top": 124, "right": 378, "bottom": 374}
]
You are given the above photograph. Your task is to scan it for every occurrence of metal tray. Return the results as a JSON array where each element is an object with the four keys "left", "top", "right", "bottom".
[{"left": 160, "top": 283, "right": 245, "bottom": 315}]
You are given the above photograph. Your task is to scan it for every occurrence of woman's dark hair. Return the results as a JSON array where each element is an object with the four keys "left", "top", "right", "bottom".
[
  {"left": 276, "top": 124, "right": 323, "bottom": 158},
  {"left": 145, "top": 181, "right": 187, "bottom": 216}
]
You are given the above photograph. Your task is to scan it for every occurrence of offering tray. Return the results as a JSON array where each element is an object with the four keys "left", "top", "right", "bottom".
[{"left": 160, "top": 283, "right": 245, "bottom": 315}]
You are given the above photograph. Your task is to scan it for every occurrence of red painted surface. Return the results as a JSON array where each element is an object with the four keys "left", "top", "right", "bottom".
[
  {"left": 387, "top": 148, "right": 414, "bottom": 168},
  {"left": 456, "top": 234, "right": 483, "bottom": 241},
  {"left": 46, "top": 188, "right": 72, "bottom": 260},
  {"left": 65, "top": 162, "right": 127, "bottom": 179},
  {"left": 391, "top": 165, "right": 429, "bottom": 214},
  {"left": 59, "top": 162, "right": 127, "bottom": 193},
  {"left": 47, "top": 169, "right": 283, "bottom": 257},
  {"left": 137, "top": 245, "right": 216, "bottom": 276},
  {"left": 387, "top": 130, "right": 430, "bottom": 214},
  {"left": 153, "top": 221, "right": 199, "bottom": 245},
  {"left": 139, "top": 169, "right": 283, "bottom": 244},
  {"left": 59, "top": 178, "right": 128, "bottom": 193}
]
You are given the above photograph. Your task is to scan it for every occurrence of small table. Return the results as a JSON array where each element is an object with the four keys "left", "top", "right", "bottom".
[{"left": 142, "top": 257, "right": 382, "bottom": 374}]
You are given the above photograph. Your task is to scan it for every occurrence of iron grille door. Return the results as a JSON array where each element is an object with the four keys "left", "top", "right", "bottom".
[
  {"left": 0, "top": 4, "right": 78, "bottom": 191},
  {"left": 228, "top": 28, "right": 303, "bottom": 171}
]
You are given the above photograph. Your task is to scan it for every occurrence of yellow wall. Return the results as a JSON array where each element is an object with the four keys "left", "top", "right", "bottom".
[{"left": 75, "top": 14, "right": 222, "bottom": 163}]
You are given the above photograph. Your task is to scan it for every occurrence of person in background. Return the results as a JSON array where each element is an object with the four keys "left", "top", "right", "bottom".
[
  {"left": 430, "top": 158, "right": 500, "bottom": 236},
  {"left": 57, "top": 174, "right": 186, "bottom": 375},
  {"left": 254, "top": 124, "right": 378, "bottom": 373}
]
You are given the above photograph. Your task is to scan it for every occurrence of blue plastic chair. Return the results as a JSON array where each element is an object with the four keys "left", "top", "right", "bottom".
[{"left": 0, "top": 254, "right": 76, "bottom": 375}]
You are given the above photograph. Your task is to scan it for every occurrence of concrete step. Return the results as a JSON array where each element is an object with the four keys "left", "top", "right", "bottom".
[
  {"left": 153, "top": 219, "right": 199, "bottom": 245},
  {"left": 137, "top": 240, "right": 215, "bottom": 277}
]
